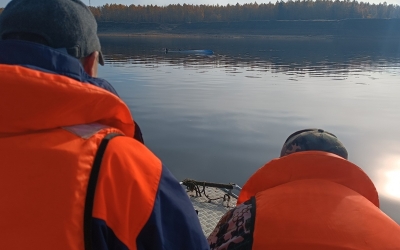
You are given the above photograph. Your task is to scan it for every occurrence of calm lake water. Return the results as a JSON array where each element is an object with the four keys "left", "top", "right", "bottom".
[{"left": 99, "top": 35, "right": 400, "bottom": 223}]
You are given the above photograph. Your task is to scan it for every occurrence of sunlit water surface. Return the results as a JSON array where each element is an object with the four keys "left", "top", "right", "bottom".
[{"left": 99, "top": 36, "right": 400, "bottom": 223}]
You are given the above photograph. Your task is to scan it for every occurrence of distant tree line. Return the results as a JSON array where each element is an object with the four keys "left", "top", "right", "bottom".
[
  {"left": 1, "top": 1, "right": 399, "bottom": 23},
  {"left": 88, "top": 0, "right": 400, "bottom": 23}
]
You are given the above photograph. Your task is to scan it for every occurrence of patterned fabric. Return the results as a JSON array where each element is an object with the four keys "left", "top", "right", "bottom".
[{"left": 208, "top": 197, "right": 255, "bottom": 250}]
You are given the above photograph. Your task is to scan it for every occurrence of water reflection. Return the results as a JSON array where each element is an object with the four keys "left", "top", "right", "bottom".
[
  {"left": 386, "top": 170, "right": 400, "bottom": 199},
  {"left": 101, "top": 36, "right": 400, "bottom": 75},
  {"left": 99, "top": 36, "right": 400, "bottom": 223},
  {"left": 377, "top": 154, "right": 400, "bottom": 200}
]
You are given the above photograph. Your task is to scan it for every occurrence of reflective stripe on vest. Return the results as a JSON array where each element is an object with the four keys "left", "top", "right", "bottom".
[{"left": 63, "top": 123, "right": 112, "bottom": 139}]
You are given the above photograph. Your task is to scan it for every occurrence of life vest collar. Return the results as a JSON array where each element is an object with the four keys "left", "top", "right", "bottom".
[
  {"left": 237, "top": 151, "right": 379, "bottom": 207},
  {"left": 0, "top": 64, "right": 134, "bottom": 136}
]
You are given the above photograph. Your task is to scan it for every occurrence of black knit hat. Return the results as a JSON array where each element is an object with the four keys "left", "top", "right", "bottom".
[
  {"left": 280, "top": 128, "right": 348, "bottom": 159},
  {"left": 0, "top": 0, "right": 104, "bottom": 65}
]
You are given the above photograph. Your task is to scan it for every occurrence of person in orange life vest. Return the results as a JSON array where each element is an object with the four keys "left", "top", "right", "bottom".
[
  {"left": 208, "top": 129, "right": 400, "bottom": 250},
  {"left": 0, "top": 0, "right": 208, "bottom": 249}
]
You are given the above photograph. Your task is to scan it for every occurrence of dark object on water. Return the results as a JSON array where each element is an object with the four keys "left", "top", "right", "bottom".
[{"left": 165, "top": 48, "right": 213, "bottom": 55}]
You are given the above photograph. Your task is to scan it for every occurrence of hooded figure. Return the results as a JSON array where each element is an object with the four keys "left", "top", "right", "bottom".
[{"left": 208, "top": 129, "right": 400, "bottom": 250}]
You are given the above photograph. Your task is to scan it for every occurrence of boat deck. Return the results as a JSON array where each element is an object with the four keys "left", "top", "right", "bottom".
[{"left": 185, "top": 186, "right": 237, "bottom": 236}]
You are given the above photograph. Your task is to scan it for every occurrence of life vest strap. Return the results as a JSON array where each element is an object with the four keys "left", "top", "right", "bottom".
[{"left": 84, "top": 132, "right": 122, "bottom": 250}]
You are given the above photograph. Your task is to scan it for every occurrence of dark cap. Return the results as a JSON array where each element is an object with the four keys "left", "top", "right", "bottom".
[
  {"left": 280, "top": 128, "right": 348, "bottom": 159},
  {"left": 0, "top": 0, "right": 104, "bottom": 65}
]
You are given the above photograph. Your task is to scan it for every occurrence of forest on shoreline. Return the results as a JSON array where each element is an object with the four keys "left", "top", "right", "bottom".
[
  {"left": 2, "top": 0, "right": 400, "bottom": 22},
  {"left": 96, "top": 19, "right": 400, "bottom": 37},
  {"left": 93, "top": 0, "right": 399, "bottom": 22},
  {"left": 2, "top": 1, "right": 400, "bottom": 37}
]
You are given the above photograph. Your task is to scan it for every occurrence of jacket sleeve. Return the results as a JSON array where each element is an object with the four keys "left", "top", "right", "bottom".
[
  {"left": 136, "top": 165, "right": 209, "bottom": 250},
  {"left": 91, "top": 136, "right": 208, "bottom": 250},
  {"left": 133, "top": 121, "right": 144, "bottom": 144}
]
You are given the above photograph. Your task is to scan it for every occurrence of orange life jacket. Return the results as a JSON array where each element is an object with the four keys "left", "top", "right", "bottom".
[
  {"left": 238, "top": 151, "right": 400, "bottom": 250},
  {"left": 0, "top": 64, "right": 162, "bottom": 250}
]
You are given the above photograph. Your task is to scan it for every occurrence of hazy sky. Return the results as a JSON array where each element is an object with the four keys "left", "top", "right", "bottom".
[{"left": 1, "top": 0, "right": 400, "bottom": 8}]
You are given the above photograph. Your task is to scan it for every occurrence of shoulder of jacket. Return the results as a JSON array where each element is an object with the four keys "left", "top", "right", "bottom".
[{"left": 101, "top": 136, "right": 162, "bottom": 173}]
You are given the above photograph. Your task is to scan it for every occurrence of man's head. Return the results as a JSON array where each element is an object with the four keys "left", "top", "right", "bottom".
[
  {"left": 280, "top": 128, "right": 348, "bottom": 159},
  {"left": 0, "top": 0, "right": 104, "bottom": 76}
]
